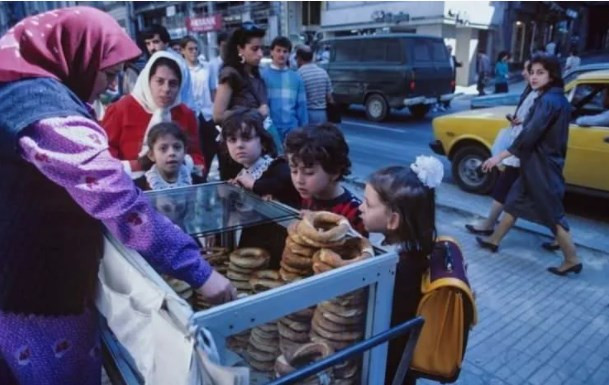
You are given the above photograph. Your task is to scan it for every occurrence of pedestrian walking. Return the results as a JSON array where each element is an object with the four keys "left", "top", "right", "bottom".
[
  {"left": 358, "top": 157, "right": 444, "bottom": 385},
  {"left": 476, "top": 50, "right": 491, "bottom": 96},
  {"left": 212, "top": 22, "right": 271, "bottom": 181},
  {"left": 564, "top": 48, "right": 581, "bottom": 73},
  {"left": 466, "top": 60, "right": 559, "bottom": 250},
  {"left": 262, "top": 36, "right": 308, "bottom": 142},
  {"left": 102, "top": 51, "right": 205, "bottom": 178},
  {"left": 494, "top": 51, "right": 510, "bottom": 93},
  {"left": 444, "top": 45, "right": 461, "bottom": 109},
  {"left": 296, "top": 45, "right": 335, "bottom": 125},
  {"left": 477, "top": 54, "right": 582, "bottom": 276},
  {"left": 180, "top": 35, "right": 216, "bottom": 180},
  {"left": 0, "top": 7, "right": 234, "bottom": 384},
  {"left": 545, "top": 40, "right": 557, "bottom": 56}
]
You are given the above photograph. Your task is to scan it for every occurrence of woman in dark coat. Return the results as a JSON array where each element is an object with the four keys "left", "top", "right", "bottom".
[{"left": 477, "top": 54, "right": 582, "bottom": 276}]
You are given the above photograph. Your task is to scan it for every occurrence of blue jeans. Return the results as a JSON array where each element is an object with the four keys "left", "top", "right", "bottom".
[{"left": 307, "top": 109, "right": 327, "bottom": 125}]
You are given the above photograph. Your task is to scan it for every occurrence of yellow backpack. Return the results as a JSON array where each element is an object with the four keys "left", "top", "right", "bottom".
[{"left": 410, "top": 236, "right": 478, "bottom": 383}]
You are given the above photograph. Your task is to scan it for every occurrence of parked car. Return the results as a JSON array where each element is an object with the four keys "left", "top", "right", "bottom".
[
  {"left": 430, "top": 70, "right": 609, "bottom": 195},
  {"left": 470, "top": 63, "right": 609, "bottom": 109},
  {"left": 319, "top": 34, "right": 456, "bottom": 122}
]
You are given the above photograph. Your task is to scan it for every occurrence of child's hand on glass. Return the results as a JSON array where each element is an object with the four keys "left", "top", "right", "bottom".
[{"left": 235, "top": 172, "right": 255, "bottom": 190}]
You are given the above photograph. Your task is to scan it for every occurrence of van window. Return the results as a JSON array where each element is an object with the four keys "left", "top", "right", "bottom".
[
  {"left": 361, "top": 40, "right": 385, "bottom": 62},
  {"left": 386, "top": 40, "right": 402, "bottom": 63},
  {"left": 413, "top": 40, "right": 432, "bottom": 62},
  {"left": 431, "top": 41, "right": 449, "bottom": 62},
  {"left": 334, "top": 41, "right": 360, "bottom": 62}
]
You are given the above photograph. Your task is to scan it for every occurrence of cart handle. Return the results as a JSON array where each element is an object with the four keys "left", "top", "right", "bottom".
[{"left": 267, "top": 316, "right": 424, "bottom": 385}]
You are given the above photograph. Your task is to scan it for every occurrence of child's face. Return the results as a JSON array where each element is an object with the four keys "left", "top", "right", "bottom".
[
  {"left": 148, "top": 134, "right": 185, "bottom": 176},
  {"left": 288, "top": 157, "right": 338, "bottom": 199},
  {"left": 360, "top": 184, "right": 393, "bottom": 233},
  {"left": 226, "top": 127, "right": 263, "bottom": 168}
]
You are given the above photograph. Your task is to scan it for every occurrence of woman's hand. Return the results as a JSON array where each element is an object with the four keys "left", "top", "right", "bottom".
[
  {"left": 235, "top": 172, "right": 255, "bottom": 190},
  {"left": 258, "top": 104, "right": 269, "bottom": 119},
  {"left": 195, "top": 270, "right": 237, "bottom": 305},
  {"left": 482, "top": 156, "right": 501, "bottom": 173},
  {"left": 511, "top": 117, "right": 522, "bottom": 126}
]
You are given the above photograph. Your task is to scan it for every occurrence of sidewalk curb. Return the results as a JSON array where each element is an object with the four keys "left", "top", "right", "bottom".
[{"left": 345, "top": 176, "right": 604, "bottom": 254}]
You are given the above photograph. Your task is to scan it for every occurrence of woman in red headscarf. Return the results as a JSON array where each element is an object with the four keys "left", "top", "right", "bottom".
[{"left": 0, "top": 7, "right": 235, "bottom": 384}]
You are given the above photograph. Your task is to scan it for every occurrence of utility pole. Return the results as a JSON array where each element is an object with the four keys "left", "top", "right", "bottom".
[{"left": 207, "top": 1, "right": 216, "bottom": 61}]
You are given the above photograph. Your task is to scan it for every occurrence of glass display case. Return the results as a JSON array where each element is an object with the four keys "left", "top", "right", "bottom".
[{"left": 99, "top": 182, "right": 399, "bottom": 385}]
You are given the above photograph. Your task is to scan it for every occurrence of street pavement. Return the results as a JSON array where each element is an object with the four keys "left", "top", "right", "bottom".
[{"left": 344, "top": 182, "right": 609, "bottom": 385}]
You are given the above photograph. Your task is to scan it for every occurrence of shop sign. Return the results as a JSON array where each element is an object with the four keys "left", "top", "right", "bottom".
[
  {"left": 186, "top": 15, "right": 223, "bottom": 32},
  {"left": 166, "top": 5, "right": 176, "bottom": 18}
]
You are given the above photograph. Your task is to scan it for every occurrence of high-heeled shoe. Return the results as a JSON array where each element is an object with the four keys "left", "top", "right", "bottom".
[
  {"left": 547, "top": 263, "right": 583, "bottom": 276},
  {"left": 541, "top": 242, "right": 560, "bottom": 251},
  {"left": 465, "top": 224, "right": 494, "bottom": 236},
  {"left": 476, "top": 236, "right": 498, "bottom": 253}
]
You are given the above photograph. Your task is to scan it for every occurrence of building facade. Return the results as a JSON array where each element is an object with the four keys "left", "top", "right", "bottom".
[
  {"left": 313, "top": 1, "right": 507, "bottom": 86},
  {"left": 0, "top": 1, "right": 76, "bottom": 35},
  {"left": 131, "top": 1, "right": 283, "bottom": 61}
]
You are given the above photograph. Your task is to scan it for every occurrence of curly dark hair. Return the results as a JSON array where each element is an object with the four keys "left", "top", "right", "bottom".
[
  {"left": 284, "top": 123, "right": 351, "bottom": 180},
  {"left": 223, "top": 24, "right": 266, "bottom": 79},
  {"left": 368, "top": 166, "right": 436, "bottom": 257},
  {"left": 271, "top": 36, "right": 292, "bottom": 51},
  {"left": 527, "top": 54, "right": 564, "bottom": 91},
  {"left": 146, "top": 122, "right": 189, "bottom": 150},
  {"left": 220, "top": 109, "right": 277, "bottom": 158},
  {"left": 139, "top": 24, "right": 171, "bottom": 44}
]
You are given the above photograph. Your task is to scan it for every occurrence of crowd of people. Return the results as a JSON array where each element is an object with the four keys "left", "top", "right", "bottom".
[
  {"left": 0, "top": 6, "right": 586, "bottom": 385},
  {"left": 475, "top": 43, "right": 582, "bottom": 96}
]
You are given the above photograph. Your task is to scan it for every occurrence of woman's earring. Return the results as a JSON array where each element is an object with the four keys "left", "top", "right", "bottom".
[{"left": 239, "top": 53, "right": 245, "bottom": 64}]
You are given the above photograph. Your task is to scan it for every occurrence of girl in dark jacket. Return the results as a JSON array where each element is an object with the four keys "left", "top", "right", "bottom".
[{"left": 477, "top": 54, "right": 582, "bottom": 276}]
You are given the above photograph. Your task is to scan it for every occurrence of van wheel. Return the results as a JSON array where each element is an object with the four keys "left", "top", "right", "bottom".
[
  {"left": 365, "top": 94, "right": 388, "bottom": 122},
  {"left": 452, "top": 145, "right": 497, "bottom": 194},
  {"left": 409, "top": 104, "right": 430, "bottom": 119}
]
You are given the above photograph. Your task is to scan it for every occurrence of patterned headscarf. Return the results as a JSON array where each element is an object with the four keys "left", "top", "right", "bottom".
[{"left": 0, "top": 6, "right": 141, "bottom": 101}]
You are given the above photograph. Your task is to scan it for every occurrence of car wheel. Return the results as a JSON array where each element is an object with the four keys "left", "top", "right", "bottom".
[
  {"left": 408, "top": 104, "right": 431, "bottom": 119},
  {"left": 451, "top": 145, "right": 497, "bottom": 194},
  {"left": 365, "top": 94, "right": 388, "bottom": 122}
]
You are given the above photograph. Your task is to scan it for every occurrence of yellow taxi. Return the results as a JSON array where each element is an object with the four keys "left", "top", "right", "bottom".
[{"left": 430, "top": 70, "right": 609, "bottom": 195}]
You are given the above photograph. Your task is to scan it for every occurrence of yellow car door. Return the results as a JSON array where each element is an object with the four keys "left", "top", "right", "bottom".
[{"left": 564, "top": 123, "right": 609, "bottom": 191}]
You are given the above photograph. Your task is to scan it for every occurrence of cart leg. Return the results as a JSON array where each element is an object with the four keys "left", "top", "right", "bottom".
[{"left": 362, "top": 265, "right": 396, "bottom": 384}]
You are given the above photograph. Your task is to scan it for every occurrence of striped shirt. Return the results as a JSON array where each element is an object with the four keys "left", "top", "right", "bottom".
[{"left": 298, "top": 63, "right": 333, "bottom": 110}]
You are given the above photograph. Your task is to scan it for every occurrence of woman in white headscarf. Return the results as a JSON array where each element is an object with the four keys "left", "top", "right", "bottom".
[{"left": 102, "top": 51, "right": 204, "bottom": 177}]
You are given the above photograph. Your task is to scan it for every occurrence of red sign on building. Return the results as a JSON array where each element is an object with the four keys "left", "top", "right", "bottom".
[{"left": 186, "top": 15, "right": 223, "bottom": 32}]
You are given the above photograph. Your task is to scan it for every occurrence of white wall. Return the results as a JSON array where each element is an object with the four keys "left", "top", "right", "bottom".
[
  {"left": 417, "top": 24, "right": 443, "bottom": 37},
  {"left": 322, "top": 1, "right": 444, "bottom": 27},
  {"left": 442, "top": 1, "right": 505, "bottom": 27},
  {"left": 454, "top": 27, "right": 480, "bottom": 86},
  {"left": 322, "top": 1, "right": 505, "bottom": 28}
]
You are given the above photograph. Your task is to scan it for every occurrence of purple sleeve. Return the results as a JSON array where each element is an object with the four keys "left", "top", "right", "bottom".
[{"left": 17, "top": 116, "right": 212, "bottom": 288}]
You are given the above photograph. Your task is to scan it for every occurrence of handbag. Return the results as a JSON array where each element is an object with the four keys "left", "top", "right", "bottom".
[
  {"left": 491, "top": 127, "right": 512, "bottom": 156},
  {"left": 326, "top": 102, "right": 342, "bottom": 124}
]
